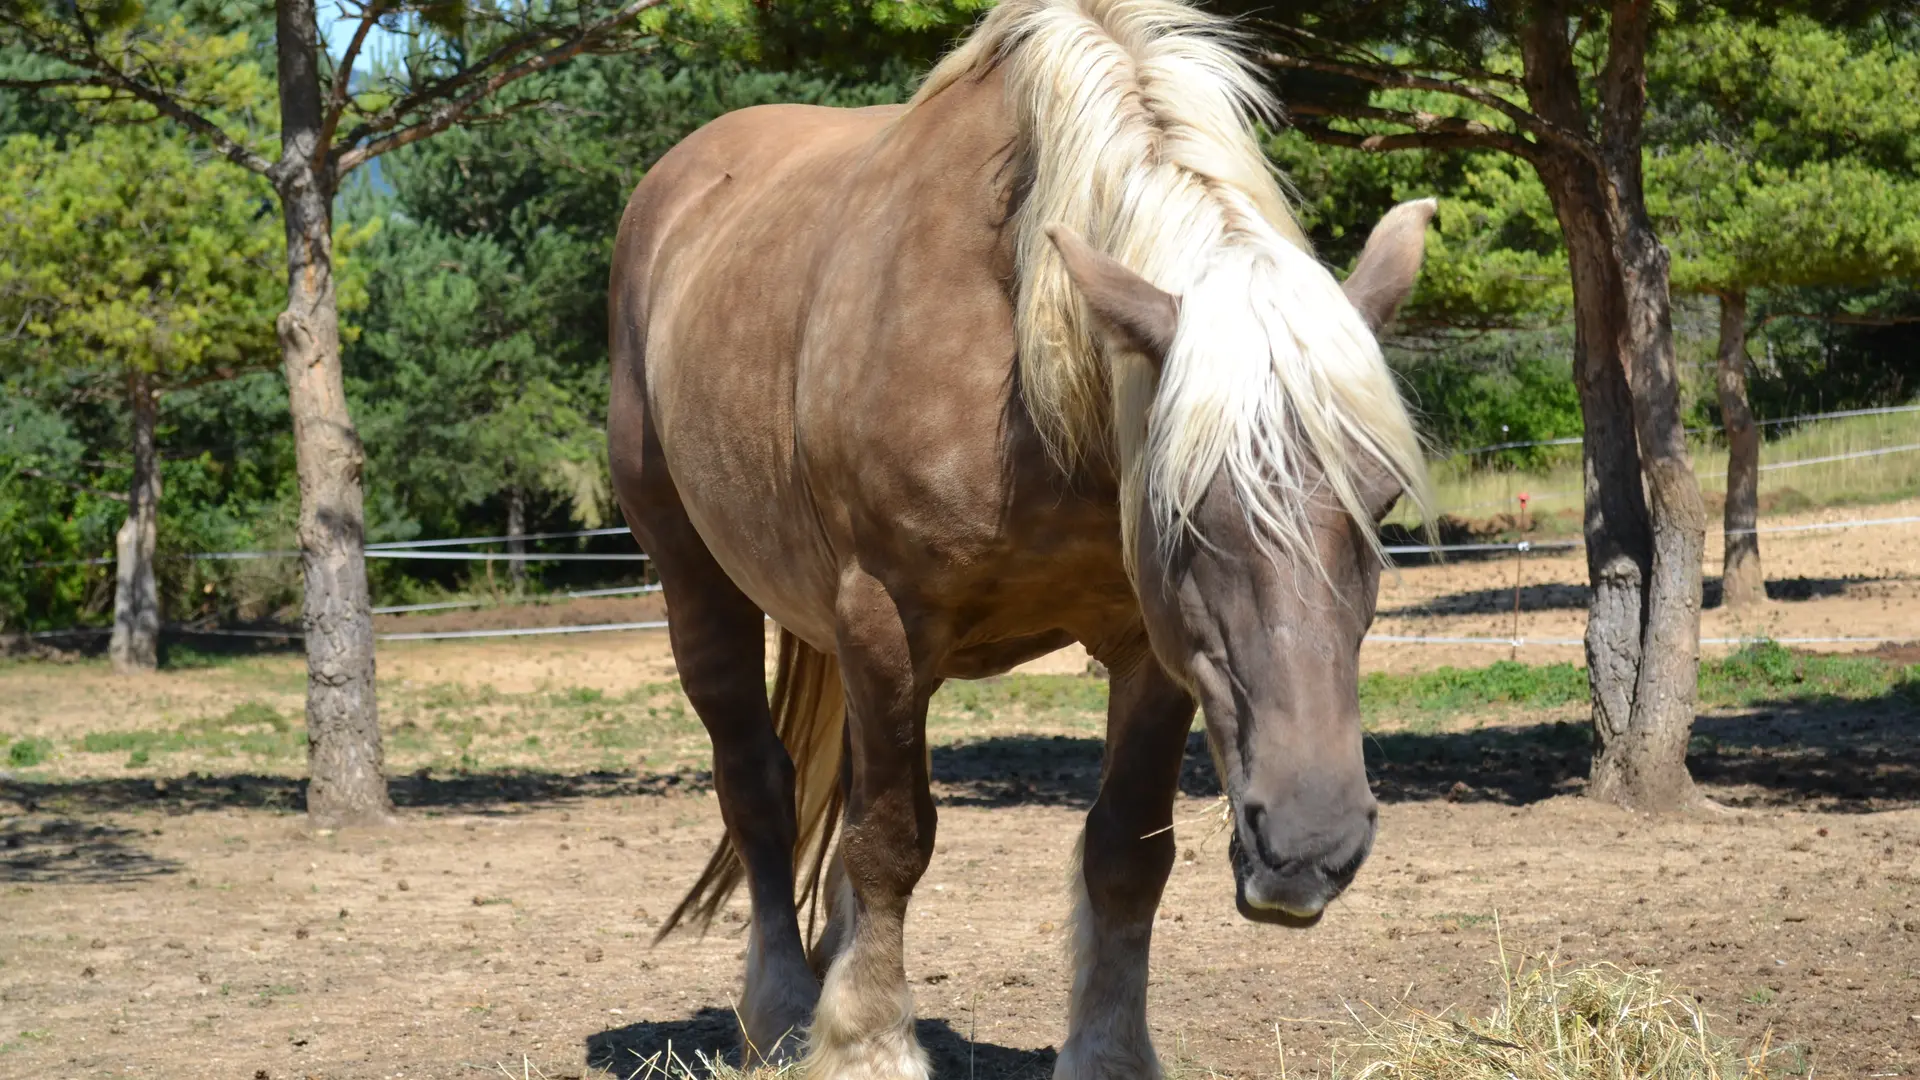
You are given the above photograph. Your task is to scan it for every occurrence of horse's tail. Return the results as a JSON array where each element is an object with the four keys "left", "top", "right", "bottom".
[{"left": 655, "top": 628, "right": 847, "bottom": 949}]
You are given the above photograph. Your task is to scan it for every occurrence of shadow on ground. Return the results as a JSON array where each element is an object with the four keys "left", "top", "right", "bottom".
[
  {"left": 586, "top": 1007, "right": 1055, "bottom": 1080},
  {"left": 0, "top": 816, "right": 182, "bottom": 883},
  {"left": 0, "top": 766, "right": 713, "bottom": 821},
  {"left": 1378, "top": 574, "right": 1908, "bottom": 617},
  {"left": 5, "top": 684, "right": 1912, "bottom": 860},
  {"left": 929, "top": 684, "right": 1920, "bottom": 812}
]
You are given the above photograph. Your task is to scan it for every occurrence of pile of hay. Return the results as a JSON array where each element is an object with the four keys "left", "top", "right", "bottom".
[{"left": 1336, "top": 952, "right": 1772, "bottom": 1079}]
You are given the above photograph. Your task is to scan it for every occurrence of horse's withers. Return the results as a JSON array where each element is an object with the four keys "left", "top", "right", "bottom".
[{"left": 1049, "top": 200, "right": 1437, "bottom": 924}]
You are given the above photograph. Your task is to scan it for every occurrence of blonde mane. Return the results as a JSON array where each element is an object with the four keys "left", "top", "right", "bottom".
[{"left": 914, "top": 0, "right": 1432, "bottom": 569}]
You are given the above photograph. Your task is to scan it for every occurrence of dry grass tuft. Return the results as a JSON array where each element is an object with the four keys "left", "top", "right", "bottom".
[
  {"left": 1335, "top": 943, "right": 1774, "bottom": 1080},
  {"left": 618, "top": 1052, "right": 789, "bottom": 1080},
  {"left": 579, "top": 1047, "right": 797, "bottom": 1080}
]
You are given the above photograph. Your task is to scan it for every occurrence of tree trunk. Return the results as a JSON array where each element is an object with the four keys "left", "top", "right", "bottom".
[
  {"left": 507, "top": 485, "right": 527, "bottom": 591},
  {"left": 109, "top": 372, "right": 161, "bottom": 673},
  {"left": 275, "top": 0, "right": 391, "bottom": 826},
  {"left": 1715, "top": 292, "right": 1764, "bottom": 607},
  {"left": 1522, "top": 3, "right": 1706, "bottom": 813}
]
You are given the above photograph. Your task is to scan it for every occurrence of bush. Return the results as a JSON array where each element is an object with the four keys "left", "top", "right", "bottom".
[{"left": 1389, "top": 342, "right": 1584, "bottom": 470}]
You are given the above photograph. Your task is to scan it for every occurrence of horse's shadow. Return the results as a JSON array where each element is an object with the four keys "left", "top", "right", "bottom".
[{"left": 585, "top": 1007, "right": 1055, "bottom": 1079}]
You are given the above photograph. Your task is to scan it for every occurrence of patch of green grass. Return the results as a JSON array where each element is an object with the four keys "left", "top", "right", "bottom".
[
  {"left": 250, "top": 984, "right": 298, "bottom": 1007},
  {"left": 7, "top": 737, "right": 51, "bottom": 767},
  {"left": 1744, "top": 986, "right": 1777, "bottom": 1005},
  {"left": 217, "top": 701, "right": 290, "bottom": 731},
  {"left": 74, "top": 701, "right": 302, "bottom": 763},
  {"left": 160, "top": 645, "right": 248, "bottom": 671},
  {"left": 1356, "top": 641, "right": 1917, "bottom": 726},
  {"left": 1701, "top": 639, "right": 1920, "bottom": 706},
  {"left": 1361, "top": 661, "right": 1589, "bottom": 717},
  {"left": 77, "top": 731, "right": 147, "bottom": 753},
  {"left": 931, "top": 675, "right": 1108, "bottom": 729}
]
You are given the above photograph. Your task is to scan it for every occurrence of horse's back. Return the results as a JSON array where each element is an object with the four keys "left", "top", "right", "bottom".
[{"left": 611, "top": 102, "right": 904, "bottom": 308}]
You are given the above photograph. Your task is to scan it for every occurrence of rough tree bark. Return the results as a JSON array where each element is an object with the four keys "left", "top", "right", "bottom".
[
  {"left": 109, "top": 371, "right": 161, "bottom": 673},
  {"left": 1521, "top": 2, "right": 1707, "bottom": 813},
  {"left": 507, "top": 485, "right": 527, "bottom": 591},
  {"left": 1715, "top": 292, "right": 1764, "bottom": 607},
  {"left": 274, "top": 0, "right": 390, "bottom": 826}
]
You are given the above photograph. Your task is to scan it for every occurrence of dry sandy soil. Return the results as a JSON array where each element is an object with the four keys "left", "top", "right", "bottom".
[
  {"left": 2, "top": 498, "right": 1918, "bottom": 1079},
  {"left": 4, "top": 750, "right": 1919, "bottom": 1080}
]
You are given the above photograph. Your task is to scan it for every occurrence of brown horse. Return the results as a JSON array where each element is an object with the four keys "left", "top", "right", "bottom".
[{"left": 609, "top": 1, "right": 1437, "bottom": 1076}]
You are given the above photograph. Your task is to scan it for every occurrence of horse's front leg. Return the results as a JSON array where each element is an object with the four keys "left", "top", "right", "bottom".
[
  {"left": 807, "top": 571, "right": 937, "bottom": 1080},
  {"left": 1057, "top": 651, "right": 1195, "bottom": 1080}
]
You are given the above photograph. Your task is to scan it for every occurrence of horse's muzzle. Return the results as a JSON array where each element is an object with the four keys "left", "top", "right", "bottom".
[{"left": 1228, "top": 800, "right": 1376, "bottom": 927}]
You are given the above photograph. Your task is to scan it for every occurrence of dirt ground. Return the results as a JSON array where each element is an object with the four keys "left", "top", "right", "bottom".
[
  {"left": 3, "top": 498, "right": 1919, "bottom": 1079},
  {"left": 4, "top": 739, "right": 1919, "bottom": 1080}
]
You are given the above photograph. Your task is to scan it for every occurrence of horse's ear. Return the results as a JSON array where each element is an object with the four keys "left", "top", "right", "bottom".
[
  {"left": 1342, "top": 198, "right": 1438, "bottom": 333},
  {"left": 1045, "top": 225, "right": 1179, "bottom": 363}
]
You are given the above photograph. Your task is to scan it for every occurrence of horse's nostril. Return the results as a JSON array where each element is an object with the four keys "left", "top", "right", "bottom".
[{"left": 1242, "top": 801, "right": 1281, "bottom": 868}]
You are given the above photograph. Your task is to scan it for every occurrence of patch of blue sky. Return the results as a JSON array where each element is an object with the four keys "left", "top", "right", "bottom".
[{"left": 319, "top": 1, "right": 409, "bottom": 66}]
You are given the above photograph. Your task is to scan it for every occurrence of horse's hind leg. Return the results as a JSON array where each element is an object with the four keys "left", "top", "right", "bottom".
[
  {"left": 807, "top": 569, "right": 936, "bottom": 1080},
  {"left": 1056, "top": 651, "right": 1195, "bottom": 1080},
  {"left": 620, "top": 502, "right": 817, "bottom": 1061}
]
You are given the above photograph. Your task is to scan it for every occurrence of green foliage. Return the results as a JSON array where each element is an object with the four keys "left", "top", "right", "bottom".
[
  {"left": 0, "top": 107, "right": 286, "bottom": 629},
  {"left": 1390, "top": 339, "right": 1584, "bottom": 465},
  {"left": 8, "top": 0, "right": 1920, "bottom": 633},
  {"left": 0, "top": 17, "right": 284, "bottom": 630},
  {"left": 1643, "top": 16, "right": 1920, "bottom": 421},
  {"left": 348, "top": 217, "right": 609, "bottom": 538},
  {"left": 650, "top": 0, "right": 984, "bottom": 74},
  {"left": 0, "top": 121, "right": 280, "bottom": 384},
  {"left": 1648, "top": 16, "right": 1920, "bottom": 295},
  {"left": 1273, "top": 130, "right": 1570, "bottom": 331},
  {"left": 1745, "top": 287, "right": 1920, "bottom": 417}
]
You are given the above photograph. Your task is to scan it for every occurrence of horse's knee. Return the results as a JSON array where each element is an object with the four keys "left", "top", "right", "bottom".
[{"left": 1081, "top": 799, "right": 1176, "bottom": 925}]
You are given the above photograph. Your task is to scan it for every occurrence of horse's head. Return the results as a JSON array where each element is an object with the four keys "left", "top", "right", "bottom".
[{"left": 1050, "top": 199, "right": 1436, "bottom": 926}]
